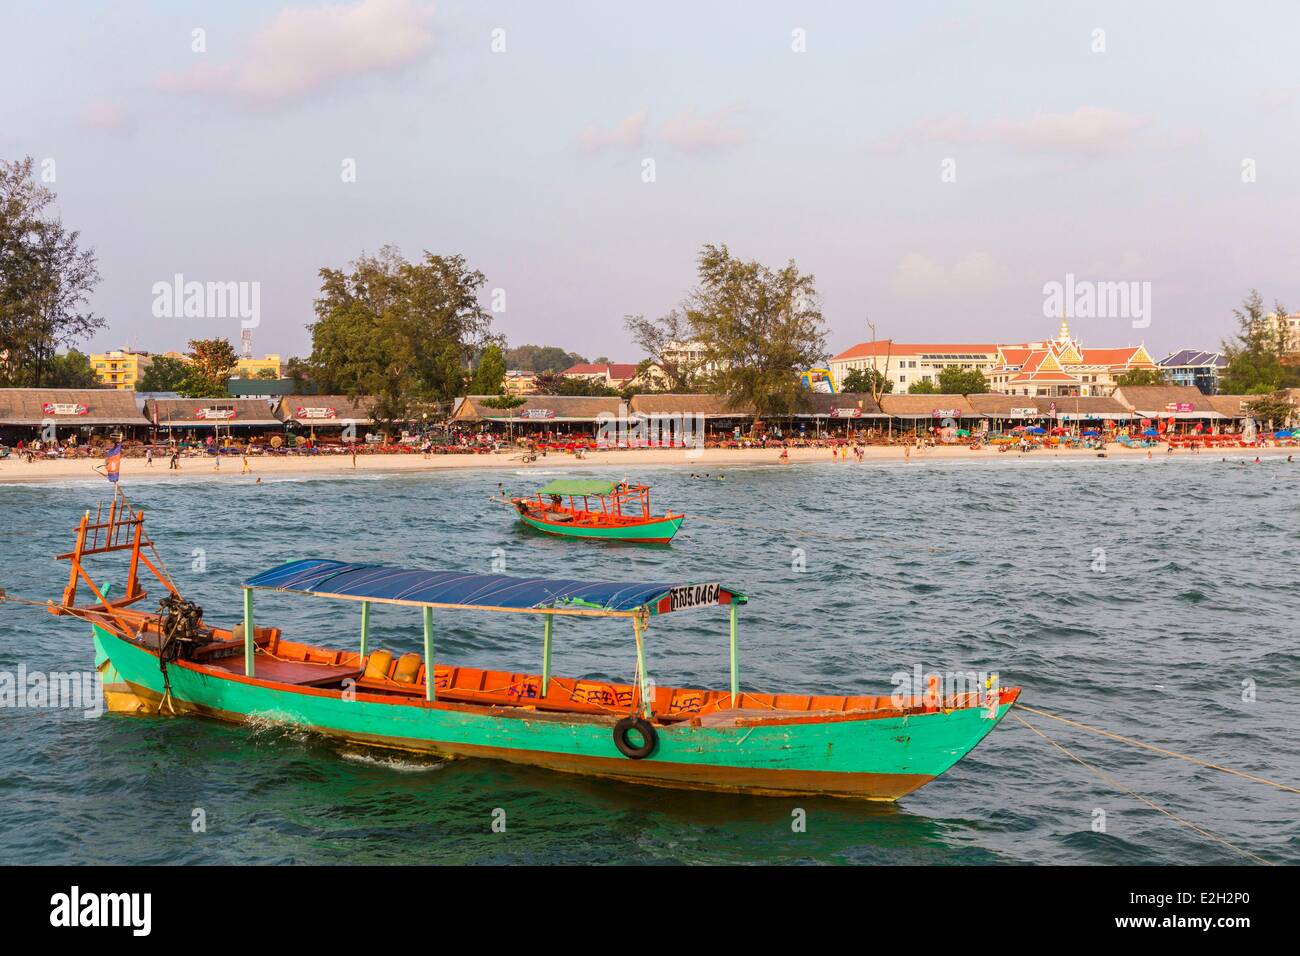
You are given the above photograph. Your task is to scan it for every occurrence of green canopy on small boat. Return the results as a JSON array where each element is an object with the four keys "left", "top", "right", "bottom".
[{"left": 537, "top": 479, "right": 617, "bottom": 496}]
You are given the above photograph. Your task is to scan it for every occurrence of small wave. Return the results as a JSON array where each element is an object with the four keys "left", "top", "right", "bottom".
[{"left": 340, "top": 750, "right": 446, "bottom": 773}]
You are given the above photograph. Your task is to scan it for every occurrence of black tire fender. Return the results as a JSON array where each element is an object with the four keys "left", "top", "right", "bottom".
[{"left": 612, "top": 716, "right": 657, "bottom": 759}]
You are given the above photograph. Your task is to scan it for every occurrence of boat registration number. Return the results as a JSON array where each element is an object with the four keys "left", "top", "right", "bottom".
[{"left": 669, "top": 583, "right": 720, "bottom": 610}]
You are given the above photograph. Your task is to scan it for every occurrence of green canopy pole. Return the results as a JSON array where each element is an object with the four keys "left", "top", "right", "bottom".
[
  {"left": 243, "top": 587, "right": 255, "bottom": 677},
  {"left": 423, "top": 606, "right": 435, "bottom": 702},
  {"left": 729, "top": 602, "right": 739, "bottom": 708},
  {"left": 542, "top": 613, "right": 553, "bottom": 697},
  {"left": 360, "top": 600, "right": 371, "bottom": 658}
]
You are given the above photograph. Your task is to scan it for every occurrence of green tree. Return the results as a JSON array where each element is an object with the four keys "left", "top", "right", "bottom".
[
  {"left": 840, "top": 367, "right": 893, "bottom": 395},
  {"left": 532, "top": 372, "right": 618, "bottom": 396},
  {"left": 469, "top": 343, "right": 507, "bottom": 395},
  {"left": 1219, "top": 290, "right": 1298, "bottom": 394},
  {"left": 179, "top": 338, "right": 238, "bottom": 397},
  {"left": 138, "top": 355, "right": 190, "bottom": 392},
  {"left": 936, "top": 366, "right": 988, "bottom": 394},
  {"left": 43, "top": 349, "right": 98, "bottom": 388},
  {"left": 1243, "top": 393, "right": 1295, "bottom": 427},
  {"left": 907, "top": 379, "right": 937, "bottom": 394},
  {"left": 683, "top": 243, "right": 828, "bottom": 421},
  {"left": 624, "top": 309, "right": 702, "bottom": 391},
  {"left": 309, "top": 247, "right": 493, "bottom": 421},
  {"left": 502, "top": 344, "right": 586, "bottom": 373},
  {"left": 0, "top": 157, "right": 104, "bottom": 386}
]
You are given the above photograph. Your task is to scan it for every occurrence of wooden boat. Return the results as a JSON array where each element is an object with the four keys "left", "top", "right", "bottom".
[
  {"left": 509, "top": 479, "right": 684, "bottom": 543},
  {"left": 44, "top": 494, "right": 1019, "bottom": 801}
]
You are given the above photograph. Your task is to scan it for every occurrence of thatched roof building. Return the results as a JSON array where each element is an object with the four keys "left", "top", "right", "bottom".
[
  {"left": 1109, "top": 385, "right": 1224, "bottom": 419},
  {"left": 879, "top": 393, "right": 981, "bottom": 420},
  {"left": 0, "top": 388, "right": 148, "bottom": 426},
  {"left": 276, "top": 395, "right": 376, "bottom": 426},
  {"left": 452, "top": 395, "right": 624, "bottom": 423},
  {"left": 147, "top": 398, "right": 282, "bottom": 428}
]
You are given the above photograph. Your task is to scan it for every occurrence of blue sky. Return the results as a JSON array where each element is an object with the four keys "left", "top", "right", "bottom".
[{"left": 3, "top": 0, "right": 1298, "bottom": 362}]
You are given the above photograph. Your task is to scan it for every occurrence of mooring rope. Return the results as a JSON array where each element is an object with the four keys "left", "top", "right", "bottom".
[
  {"left": 1011, "top": 712, "right": 1274, "bottom": 866},
  {"left": 1015, "top": 703, "right": 1300, "bottom": 795}
]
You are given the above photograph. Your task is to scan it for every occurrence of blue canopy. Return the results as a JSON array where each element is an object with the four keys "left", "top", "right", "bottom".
[{"left": 243, "top": 559, "right": 746, "bottom": 617}]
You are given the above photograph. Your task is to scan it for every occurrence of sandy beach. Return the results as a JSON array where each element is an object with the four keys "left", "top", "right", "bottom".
[{"left": 1, "top": 442, "right": 1293, "bottom": 484}]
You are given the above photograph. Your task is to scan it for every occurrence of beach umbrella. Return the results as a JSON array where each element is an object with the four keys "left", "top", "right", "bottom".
[
  {"left": 1082, "top": 429, "right": 1100, "bottom": 436},
  {"left": 1142, "top": 427, "right": 1158, "bottom": 436},
  {"left": 1027, "top": 426, "right": 1047, "bottom": 434}
]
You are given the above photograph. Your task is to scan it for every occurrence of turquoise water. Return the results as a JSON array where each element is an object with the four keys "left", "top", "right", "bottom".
[{"left": 1, "top": 456, "right": 1297, "bottom": 865}]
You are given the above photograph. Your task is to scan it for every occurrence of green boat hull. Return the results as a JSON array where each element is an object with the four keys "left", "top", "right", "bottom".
[
  {"left": 92, "top": 626, "right": 1014, "bottom": 800},
  {"left": 518, "top": 513, "right": 684, "bottom": 543}
]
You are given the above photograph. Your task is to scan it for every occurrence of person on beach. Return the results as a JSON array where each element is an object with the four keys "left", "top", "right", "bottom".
[
  {"left": 350, "top": 443, "right": 357, "bottom": 469},
  {"left": 904, "top": 446, "right": 911, "bottom": 463},
  {"left": 779, "top": 446, "right": 789, "bottom": 464},
  {"left": 145, "top": 447, "right": 153, "bottom": 467},
  {"left": 241, "top": 453, "right": 251, "bottom": 475},
  {"left": 169, "top": 449, "right": 179, "bottom": 470}
]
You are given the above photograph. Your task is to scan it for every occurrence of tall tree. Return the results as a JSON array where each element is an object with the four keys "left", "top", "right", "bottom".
[
  {"left": 682, "top": 244, "right": 828, "bottom": 421},
  {"left": 1220, "top": 290, "right": 1298, "bottom": 394},
  {"left": 840, "top": 367, "right": 893, "bottom": 395},
  {"left": 937, "top": 366, "right": 989, "bottom": 394},
  {"left": 502, "top": 344, "right": 587, "bottom": 373},
  {"left": 309, "top": 247, "right": 493, "bottom": 423},
  {"left": 624, "top": 309, "right": 703, "bottom": 391},
  {"left": 469, "top": 343, "right": 507, "bottom": 394},
  {"left": 180, "top": 338, "right": 238, "bottom": 397},
  {"left": 907, "top": 379, "right": 937, "bottom": 394},
  {"left": 138, "top": 355, "right": 190, "bottom": 392},
  {"left": 0, "top": 157, "right": 104, "bottom": 386},
  {"left": 43, "top": 349, "right": 98, "bottom": 388}
]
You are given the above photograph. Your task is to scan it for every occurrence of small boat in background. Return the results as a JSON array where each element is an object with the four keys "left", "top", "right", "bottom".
[{"left": 508, "top": 479, "right": 684, "bottom": 544}]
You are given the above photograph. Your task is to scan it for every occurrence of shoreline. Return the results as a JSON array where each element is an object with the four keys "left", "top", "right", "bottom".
[{"left": 1, "top": 443, "right": 1294, "bottom": 484}]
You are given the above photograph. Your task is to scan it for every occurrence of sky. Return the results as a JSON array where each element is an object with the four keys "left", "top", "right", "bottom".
[{"left": 3, "top": 0, "right": 1299, "bottom": 364}]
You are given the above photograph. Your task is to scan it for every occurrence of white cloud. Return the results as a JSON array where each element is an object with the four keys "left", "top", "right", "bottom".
[
  {"left": 873, "top": 107, "right": 1152, "bottom": 157},
  {"left": 157, "top": 0, "right": 435, "bottom": 108},
  {"left": 578, "top": 108, "right": 648, "bottom": 153},
  {"left": 659, "top": 105, "right": 749, "bottom": 153}
]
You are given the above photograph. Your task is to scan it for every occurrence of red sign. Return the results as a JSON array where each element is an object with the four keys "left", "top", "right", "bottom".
[
  {"left": 1165, "top": 402, "right": 1195, "bottom": 412},
  {"left": 830, "top": 408, "right": 863, "bottom": 418},
  {"left": 295, "top": 406, "right": 337, "bottom": 420},
  {"left": 194, "top": 407, "right": 236, "bottom": 420},
  {"left": 42, "top": 402, "right": 88, "bottom": 416},
  {"left": 520, "top": 408, "right": 556, "bottom": 419}
]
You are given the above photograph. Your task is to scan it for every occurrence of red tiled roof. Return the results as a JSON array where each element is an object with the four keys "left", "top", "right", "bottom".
[
  {"left": 832, "top": 340, "right": 999, "bottom": 361},
  {"left": 561, "top": 362, "right": 639, "bottom": 379}
]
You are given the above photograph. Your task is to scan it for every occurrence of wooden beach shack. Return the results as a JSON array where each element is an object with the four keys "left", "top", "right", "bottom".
[
  {"left": 0, "top": 388, "right": 150, "bottom": 443},
  {"left": 147, "top": 397, "right": 285, "bottom": 444},
  {"left": 1110, "top": 385, "right": 1227, "bottom": 433},
  {"left": 276, "top": 395, "right": 377, "bottom": 442},
  {"left": 879, "top": 393, "right": 983, "bottom": 437},
  {"left": 451, "top": 395, "right": 624, "bottom": 442},
  {"left": 627, "top": 393, "right": 757, "bottom": 443},
  {"left": 779, "top": 392, "right": 888, "bottom": 438}
]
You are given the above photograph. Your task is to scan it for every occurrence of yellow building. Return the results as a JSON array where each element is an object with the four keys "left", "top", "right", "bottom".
[
  {"left": 91, "top": 348, "right": 153, "bottom": 390},
  {"left": 233, "top": 354, "right": 282, "bottom": 379}
]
